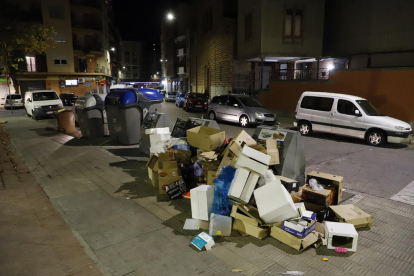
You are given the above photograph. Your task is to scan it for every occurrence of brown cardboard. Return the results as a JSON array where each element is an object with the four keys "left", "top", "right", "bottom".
[
  {"left": 229, "top": 142, "right": 242, "bottom": 156},
  {"left": 306, "top": 171, "right": 343, "bottom": 205},
  {"left": 167, "top": 149, "right": 191, "bottom": 165},
  {"left": 329, "top": 204, "right": 374, "bottom": 228},
  {"left": 186, "top": 126, "right": 225, "bottom": 151},
  {"left": 270, "top": 222, "right": 323, "bottom": 251},
  {"left": 290, "top": 189, "right": 302, "bottom": 203},
  {"left": 250, "top": 144, "right": 267, "bottom": 154},
  {"left": 159, "top": 175, "right": 182, "bottom": 194},
  {"left": 205, "top": 170, "right": 218, "bottom": 185},
  {"left": 302, "top": 185, "right": 335, "bottom": 206},
  {"left": 232, "top": 130, "right": 257, "bottom": 147},
  {"left": 149, "top": 169, "right": 159, "bottom": 187},
  {"left": 266, "top": 140, "right": 280, "bottom": 165},
  {"left": 230, "top": 204, "right": 264, "bottom": 225},
  {"left": 233, "top": 219, "right": 269, "bottom": 239},
  {"left": 304, "top": 202, "right": 326, "bottom": 213},
  {"left": 146, "top": 154, "right": 159, "bottom": 172},
  {"left": 217, "top": 147, "right": 236, "bottom": 174}
]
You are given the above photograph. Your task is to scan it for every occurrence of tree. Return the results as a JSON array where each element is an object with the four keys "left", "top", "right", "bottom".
[{"left": 0, "top": 1, "right": 56, "bottom": 93}]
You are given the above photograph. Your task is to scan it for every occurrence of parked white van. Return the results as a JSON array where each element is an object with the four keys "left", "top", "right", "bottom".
[
  {"left": 25, "top": 90, "right": 63, "bottom": 120},
  {"left": 294, "top": 92, "right": 412, "bottom": 146}
]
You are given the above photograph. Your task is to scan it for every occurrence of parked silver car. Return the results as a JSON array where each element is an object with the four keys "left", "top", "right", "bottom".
[
  {"left": 208, "top": 94, "right": 277, "bottom": 127},
  {"left": 2, "top": 94, "right": 24, "bottom": 110},
  {"left": 164, "top": 91, "right": 177, "bottom": 102}
]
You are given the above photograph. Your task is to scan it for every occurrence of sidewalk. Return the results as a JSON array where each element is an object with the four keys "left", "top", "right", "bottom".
[{"left": 2, "top": 114, "right": 414, "bottom": 276}]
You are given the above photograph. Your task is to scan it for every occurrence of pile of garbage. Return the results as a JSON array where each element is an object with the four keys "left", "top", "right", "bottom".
[{"left": 145, "top": 122, "right": 373, "bottom": 253}]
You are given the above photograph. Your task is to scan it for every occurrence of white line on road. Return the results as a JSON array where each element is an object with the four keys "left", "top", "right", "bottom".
[{"left": 390, "top": 180, "right": 414, "bottom": 206}]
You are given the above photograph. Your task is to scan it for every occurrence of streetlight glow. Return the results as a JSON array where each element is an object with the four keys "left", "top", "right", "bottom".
[
  {"left": 110, "top": 47, "right": 115, "bottom": 51},
  {"left": 328, "top": 64, "right": 335, "bottom": 70},
  {"left": 167, "top": 13, "right": 174, "bottom": 21}
]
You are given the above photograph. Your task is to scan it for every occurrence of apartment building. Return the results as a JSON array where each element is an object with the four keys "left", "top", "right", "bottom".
[{"left": 14, "top": 0, "right": 115, "bottom": 97}]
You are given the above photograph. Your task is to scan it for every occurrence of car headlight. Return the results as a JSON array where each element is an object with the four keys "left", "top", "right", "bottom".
[
  {"left": 255, "top": 112, "right": 264, "bottom": 117},
  {"left": 34, "top": 105, "right": 42, "bottom": 108},
  {"left": 58, "top": 104, "right": 63, "bottom": 108},
  {"left": 395, "top": 126, "right": 406, "bottom": 131}
]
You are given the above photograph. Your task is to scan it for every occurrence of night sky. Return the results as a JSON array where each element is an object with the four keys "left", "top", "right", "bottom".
[{"left": 113, "top": 0, "right": 187, "bottom": 43}]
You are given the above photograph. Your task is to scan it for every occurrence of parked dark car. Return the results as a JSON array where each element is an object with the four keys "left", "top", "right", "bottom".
[
  {"left": 183, "top": 93, "right": 209, "bottom": 112},
  {"left": 60, "top": 93, "right": 78, "bottom": 106}
]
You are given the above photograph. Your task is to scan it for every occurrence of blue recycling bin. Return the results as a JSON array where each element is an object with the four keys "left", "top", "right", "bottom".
[{"left": 105, "top": 88, "right": 163, "bottom": 145}]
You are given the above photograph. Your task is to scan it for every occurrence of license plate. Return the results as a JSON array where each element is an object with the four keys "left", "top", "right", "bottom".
[
  {"left": 47, "top": 111, "right": 53, "bottom": 114},
  {"left": 195, "top": 105, "right": 202, "bottom": 108},
  {"left": 264, "top": 118, "right": 274, "bottom": 121}
]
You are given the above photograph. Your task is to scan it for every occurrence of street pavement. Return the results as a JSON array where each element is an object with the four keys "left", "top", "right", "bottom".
[{"left": 1, "top": 106, "right": 414, "bottom": 276}]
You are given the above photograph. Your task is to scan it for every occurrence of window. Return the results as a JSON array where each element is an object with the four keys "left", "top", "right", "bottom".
[
  {"left": 300, "top": 96, "right": 316, "bottom": 109},
  {"left": 315, "top": 97, "right": 334, "bottom": 112},
  {"left": 203, "top": 6, "right": 213, "bottom": 34},
  {"left": 33, "top": 92, "right": 59, "bottom": 101},
  {"left": 227, "top": 96, "right": 240, "bottom": 107},
  {"left": 215, "top": 96, "right": 227, "bottom": 105},
  {"left": 125, "top": 51, "right": 130, "bottom": 56},
  {"left": 26, "top": 56, "right": 36, "bottom": 72},
  {"left": 337, "top": 100, "right": 360, "bottom": 116},
  {"left": 49, "top": 5, "right": 64, "bottom": 20},
  {"left": 54, "top": 59, "right": 68, "bottom": 65},
  {"left": 132, "top": 59, "right": 137, "bottom": 63},
  {"left": 133, "top": 73, "right": 138, "bottom": 78},
  {"left": 283, "top": 8, "right": 302, "bottom": 38},
  {"left": 132, "top": 66, "right": 138, "bottom": 70},
  {"left": 245, "top": 14, "right": 252, "bottom": 41},
  {"left": 356, "top": 100, "right": 383, "bottom": 116}
]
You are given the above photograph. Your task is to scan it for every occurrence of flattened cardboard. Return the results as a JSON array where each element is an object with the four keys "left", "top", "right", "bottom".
[
  {"left": 146, "top": 154, "right": 159, "bottom": 172},
  {"left": 266, "top": 140, "right": 280, "bottom": 165},
  {"left": 241, "top": 145, "right": 271, "bottom": 165},
  {"left": 186, "top": 126, "right": 225, "bottom": 151},
  {"left": 233, "top": 219, "right": 269, "bottom": 240},
  {"left": 302, "top": 185, "right": 334, "bottom": 206},
  {"left": 230, "top": 204, "right": 264, "bottom": 226},
  {"left": 329, "top": 204, "right": 373, "bottom": 228},
  {"left": 270, "top": 222, "right": 322, "bottom": 251},
  {"left": 306, "top": 171, "right": 343, "bottom": 205}
]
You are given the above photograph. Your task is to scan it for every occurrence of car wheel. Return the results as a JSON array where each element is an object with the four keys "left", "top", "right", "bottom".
[
  {"left": 366, "top": 129, "right": 385, "bottom": 146},
  {"left": 32, "top": 111, "right": 38, "bottom": 121},
  {"left": 239, "top": 115, "right": 250, "bottom": 127},
  {"left": 186, "top": 106, "right": 191, "bottom": 112},
  {"left": 209, "top": 111, "right": 216, "bottom": 120},
  {"left": 298, "top": 121, "right": 312, "bottom": 136}
]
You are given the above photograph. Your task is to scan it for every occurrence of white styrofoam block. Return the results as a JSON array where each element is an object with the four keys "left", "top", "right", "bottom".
[
  {"left": 240, "top": 171, "right": 259, "bottom": 203},
  {"left": 150, "top": 134, "right": 171, "bottom": 145},
  {"left": 145, "top": 127, "right": 170, "bottom": 135},
  {"left": 235, "top": 154, "right": 268, "bottom": 175},
  {"left": 228, "top": 168, "right": 250, "bottom": 199},
  {"left": 295, "top": 202, "right": 306, "bottom": 217},
  {"left": 253, "top": 179, "right": 298, "bottom": 223},
  {"left": 150, "top": 146, "right": 165, "bottom": 154},
  {"left": 241, "top": 146, "right": 271, "bottom": 165},
  {"left": 190, "top": 185, "right": 214, "bottom": 221},
  {"left": 325, "top": 221, "right": 358, "bottom": 252},
  {"left": 283, "top": 220, "right": 306, "bottom": 232}
]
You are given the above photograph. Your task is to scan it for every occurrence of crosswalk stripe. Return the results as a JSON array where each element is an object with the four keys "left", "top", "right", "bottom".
[{"left": 390, "top": 180, "right": 414, "bottom": 205}]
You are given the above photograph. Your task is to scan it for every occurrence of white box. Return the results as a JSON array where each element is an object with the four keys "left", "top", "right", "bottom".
[
  {"left": 228, "top": 168, "right": 250, "bottom": 198},
  {"left": 150, "top": 146, "right": 165, "bottom": 154},
  {"left": 150, "top": 133, "right": 171, "bottom": 145},
  {"left": 145, "top": 127, "right": 170, "bottom": 135},
  {"left": 325, "top": 221, "right": 358, "bottom": 252},
  {"left": 241, "top": 146, "right": 271, "bottom": 165},
  {"left": 190, "top": 185, "right": 214, "bottom": 221},
  {"left": 240, "top": 171, "right": 259, "bottom": 203},
  {"left": 235, "top": 154, "right": 268, "bottom": 175},
  {"left": 254, "top": 179, "right": 298, "bottom": 223},
  {"left": 295, "top": 202, "right": 306, "bottom": 217}
]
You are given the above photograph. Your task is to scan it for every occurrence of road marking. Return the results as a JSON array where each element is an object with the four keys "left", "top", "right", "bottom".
[{"left": 390, "top": 180, "right": 414, "bottom": 206}]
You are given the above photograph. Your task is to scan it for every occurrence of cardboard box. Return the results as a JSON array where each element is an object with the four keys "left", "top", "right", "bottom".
[
  {"left": 235, "top": 154, "right": 268, "bottom": 175},
  {"left": 159, "top": 175, "right": 181, "bottom": 194},
  {"left": 205, "top": 169, "right": 218, "bottom": 186},
  {"left": 149, "top": 133, "right": 171, "bottom": 145},
  {"left": 145, "top": 127, "right": 170, "bottom": 135},
  {"left": 190, "top": 185, "right": 214, "bottom": 221},
  {"left": 282, "top": 214, "right": 317, "bottom": 238},
  {"left": 241, "top": 145, "right": 271, "bottom": 165},
  {"left": 325, "top": 221, "right": 358, "bottom": 252},
  {"left": 290, "top": 189, "right": 302, "bottom": 203},
  {"left": 301, "top": 185, "right": 334, "bottom": 206},
  {"left": 329, "top": 204, "right": 373, "bottom": 228},
  {"left": 167, "top": 149, "right": 191, "bottom": 165},
  {"left": 165, "top": 178, "right": 187, "bottom": 200},
  {"left": 294, "top": 203, "right": 306, "bottom": 217},
  {"left": 232, "top": 130, "right": 257, "bottom": 148},
  {"left": 146, "top": 154, "right": 159, "bottom": 172},
  {"left": 148, "top": 169, "right": 159, "bottom": 187},
  {"left": 233, "top": 219, "right": 269, "bottom": 240},
  {"left": 191, "top": 232, "right": 215, "bottom": 251},
  {"left": 270, "top": 222, "right": 323, "bottom": 251},
  {"left": 266, "top": 140, "right": 280, "bottom": 165},
  {"left": 230, "top": 204, "right": 264, "bottom": 226},
  {"left": 306, "top": 171, "right": 343, "bottom": 205},
  {"left": 186, "top": 126, "right": 225, "bottom": 151},
  {"left": 276, "top": 175, "right": 299, "bottom": 193},
  {"left": 254, "top": 179, "right": 298, "bottom": 223}
]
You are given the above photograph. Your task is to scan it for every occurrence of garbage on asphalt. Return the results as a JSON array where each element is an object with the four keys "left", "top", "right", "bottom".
[{"left": 143, "top": 117, "right": 373, "bottom": 253}]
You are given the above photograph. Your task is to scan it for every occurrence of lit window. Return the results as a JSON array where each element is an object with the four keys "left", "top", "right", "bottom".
[
  {"left": 26, "top": 56, "right": 36, "bottom": 72},
  {"left": 284, "top": 8, "right": 302, "bottom": 38}
]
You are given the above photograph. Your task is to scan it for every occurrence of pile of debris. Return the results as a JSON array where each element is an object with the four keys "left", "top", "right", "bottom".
[{"left": 145, "top": 123, "right": 373, "bottom": 253}]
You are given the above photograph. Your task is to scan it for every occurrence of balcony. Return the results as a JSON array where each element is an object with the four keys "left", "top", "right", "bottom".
[
  {"left": 177, "top": 48, "right": 185, "bottom": 57},
  {"left": 274, "top": 69, "right": 330, "bottom": 81},
  {"left": 178, "top": 67, "right": 187, "bottom": 75}
]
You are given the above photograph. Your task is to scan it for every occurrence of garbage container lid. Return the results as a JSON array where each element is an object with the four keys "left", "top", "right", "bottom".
[
  {"left": 137, "top": 88, "right": 163, "bottom": 101},
  {"left": 105, "top": 89, "right": 137, "bottom": 105},
  {"left": 75, "top": 93, "right": 104, "bottom": 108}
]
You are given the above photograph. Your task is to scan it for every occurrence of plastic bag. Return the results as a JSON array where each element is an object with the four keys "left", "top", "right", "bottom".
[
  {"left": 258, "top": 169, "right": 277, "bottom": 187},
  {"left": 212, "top": 166, "right": 236, "bottom": 216},
  {"left": 309, "top": 178, "right": 324, "bottom": 191},
  {"left": 193, "top": 160, "right": 204, "bottom": 177}
]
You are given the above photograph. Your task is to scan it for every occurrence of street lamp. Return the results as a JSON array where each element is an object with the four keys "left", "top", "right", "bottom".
[
  {"left": 167, "top": 13, "right": 174, "bottom": 21},
  {"left": 110, "top": 47, "right": 115, "bottom": 51}
]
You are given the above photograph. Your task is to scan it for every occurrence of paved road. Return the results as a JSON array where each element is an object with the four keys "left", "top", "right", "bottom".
[{"left": 160, "top": 102, "right": 414, "bottom": 202}]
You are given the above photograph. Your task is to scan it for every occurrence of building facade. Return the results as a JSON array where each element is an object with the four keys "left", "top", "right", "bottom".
[{"left": 13, "top": 0, "right": 116, "bottom": 97}]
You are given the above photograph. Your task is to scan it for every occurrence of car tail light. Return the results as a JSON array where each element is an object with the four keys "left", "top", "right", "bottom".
[
  {"left": 21, "top": 100, "right": 23, "bottom": 103},
  {"left": 5, "top": 100, "right": 8, "bottom": 104}
]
